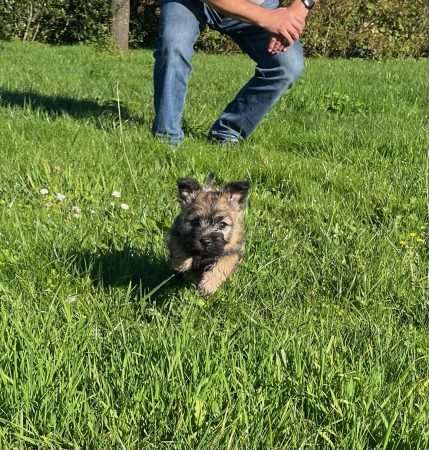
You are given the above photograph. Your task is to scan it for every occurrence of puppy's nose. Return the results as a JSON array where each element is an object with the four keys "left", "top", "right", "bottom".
[{"left": 200, "top": 237, "right": 211, "bottom": 248}]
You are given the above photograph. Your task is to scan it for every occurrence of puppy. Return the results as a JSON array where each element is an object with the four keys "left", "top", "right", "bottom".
[{"left": 168, "top": 177, "right": 250, "bottom": 296}]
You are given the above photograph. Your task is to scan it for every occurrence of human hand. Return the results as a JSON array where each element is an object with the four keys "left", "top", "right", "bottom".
[
  {"left": 263, "top": 1, "right": 308, "bottom": 53},
  {"left": 267, "top": 34, "right": 290, "bottom": 54}
]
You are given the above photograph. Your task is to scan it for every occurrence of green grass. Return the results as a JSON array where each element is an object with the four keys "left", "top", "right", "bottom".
[{"left": 0, "top": 40, "right": 427, "bottom": 448}]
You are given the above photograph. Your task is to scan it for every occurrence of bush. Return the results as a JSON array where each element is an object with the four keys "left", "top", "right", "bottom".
[
  {"left": 301, "top": 0, "right": 429, "bottom": 58},
  {"left": 0, "top": 0, "right": 110, "bottom": 44},
  {"left": 129, "top": 0, "right": 160, "bottom": 48},
  {"left": 0, "top": 0, "right": 428, "bottom": 58}
]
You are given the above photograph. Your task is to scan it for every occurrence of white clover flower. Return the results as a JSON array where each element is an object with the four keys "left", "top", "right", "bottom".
[
  {"left": 112, "top": 190, "right": 121, "bottom": 198},
  {"left": 120, "top": 203, "right": 130, "bottom": 210},
  {"left": 71, "top": 206, "right": 81, "bottom": 215},
  {"left": 66, "top": 294, "right": 78, "bottom": 303},
  {"left": 40, "top": 188, "right": 49, "bottom": 195},
  {"left": 56, "top": 193, "right": 65, "bottom": 201}
]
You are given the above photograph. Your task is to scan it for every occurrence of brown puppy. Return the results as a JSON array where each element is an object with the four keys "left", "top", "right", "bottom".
[{"left": 168, "top": 177, "right": 250, "bottom": 296}]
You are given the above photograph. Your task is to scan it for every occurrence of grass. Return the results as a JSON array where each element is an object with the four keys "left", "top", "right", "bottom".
[{"left": 0, "top": 40, "right": 427, "bottom": 448}]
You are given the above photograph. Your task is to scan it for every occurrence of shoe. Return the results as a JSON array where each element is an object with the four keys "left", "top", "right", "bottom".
[
  {"left": 208, "top": 135, "right": 241, "bottom": 147},
  {"left": 153, "top": 132, "right": 183, "bottom": 147}
]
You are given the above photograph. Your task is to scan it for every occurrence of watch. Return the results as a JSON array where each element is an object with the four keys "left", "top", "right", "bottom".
[{"left": 301, "top": 0, "right": 315, "bottom": 10}]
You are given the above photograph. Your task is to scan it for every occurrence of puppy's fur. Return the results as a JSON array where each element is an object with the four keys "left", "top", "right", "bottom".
[{"left": 168, "top": 177, "right": 250, "bottom": 296}]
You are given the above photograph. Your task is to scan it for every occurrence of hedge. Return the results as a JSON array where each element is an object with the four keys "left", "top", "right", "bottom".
[{"left": 0, "top": 0, "right": 428, "bottom": 58}]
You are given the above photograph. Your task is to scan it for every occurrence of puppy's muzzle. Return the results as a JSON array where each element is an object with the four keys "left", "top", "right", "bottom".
[
  {"left": 196, "top": 233, "right": 226, "bottom": 256},
  {"left": 199, "top": 237, "right": 212, "bottom": 249}
]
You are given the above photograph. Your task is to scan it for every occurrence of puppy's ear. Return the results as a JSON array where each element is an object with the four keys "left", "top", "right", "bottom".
[
  {"left": 177, "top": 178, "right": 201, "bottom": 206},
  {"left": 223, "top": 181, "right": 250, "bottom": 209}
]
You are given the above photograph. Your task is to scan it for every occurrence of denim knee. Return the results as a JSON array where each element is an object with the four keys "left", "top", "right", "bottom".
[
  {"left": 273, "top": 41, "right": 305, "bottom": 88},
  {"left": 154, "top": 6, "right": 200, "bottom": 64},
  {"left": 154, "top": 28, "right": 195, "bottom": 65}
]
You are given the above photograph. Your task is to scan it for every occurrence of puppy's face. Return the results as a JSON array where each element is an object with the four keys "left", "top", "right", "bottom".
[{"left": 175, "top": 178, "right": 249, "bottom": 257}]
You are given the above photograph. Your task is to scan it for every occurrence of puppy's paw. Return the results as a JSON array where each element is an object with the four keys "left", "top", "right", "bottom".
[{"left": 198, "top": 278, "right": 220, "bottom": 296}]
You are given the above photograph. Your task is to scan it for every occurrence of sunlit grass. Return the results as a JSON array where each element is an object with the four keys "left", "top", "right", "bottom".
[{"left": 0, "top": 41, "right": 427, "bottom": 448}]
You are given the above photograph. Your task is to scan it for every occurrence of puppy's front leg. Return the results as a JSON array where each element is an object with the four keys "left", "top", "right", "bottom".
[
  {"left": 169, "top": 236, "right": 193, "bottom": 272},
  {"left": 171, "top": 254, "right": 193, "bottom": 272},
  {"left": 198, "top": 254, "right": 240, "bottom": 296}
]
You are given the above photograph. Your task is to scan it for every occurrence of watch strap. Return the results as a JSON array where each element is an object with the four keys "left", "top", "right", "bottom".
[{"left": 301, "top": 0, "right": 315, "bottom": 10}]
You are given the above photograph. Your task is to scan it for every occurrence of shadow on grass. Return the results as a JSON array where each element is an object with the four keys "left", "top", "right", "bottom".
[
  {"left": 0, "top": 88, "right": 143, "bottom": 127},
  {"left": 70, "top": 245, "right": 182, "bottom": 304}
]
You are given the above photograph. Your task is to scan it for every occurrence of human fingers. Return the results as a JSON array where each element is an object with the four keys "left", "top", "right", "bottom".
[
  {"left": 279, "top": 30, "right": 294, "bottom": 46},
  {"left": 267, "top": 35, "right": 277, "bottom": 53},
  {"left": 287, "top": 16, "right": 305, "bottom": 39},
  {"left": 270, "top": 37, "right": 283, "bottom": 54},
  {"left": 294, "top": 13, "right": 306, "bottom": 26},
  {"left": 267, "top": 34, "right": 287, "bottom": 54},
  {"left": 293, "top": 18, "right": 305, "bottom": 35},
  {"left": 288, "top": 25, "right": 300, "bottom": 41}
]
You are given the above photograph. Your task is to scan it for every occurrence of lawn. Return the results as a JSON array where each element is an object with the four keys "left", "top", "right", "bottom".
[{"left": 0, "top": 40, "right": 427, "bottom": 448}]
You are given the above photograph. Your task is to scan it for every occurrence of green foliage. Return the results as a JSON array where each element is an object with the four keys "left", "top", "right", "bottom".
[
  {"left": 302, "top": 0, "right": 429, "bottom": 58},
  {"left": 0, "top": 41, "right": 427, "bottom": 448},
  {"left": 129, "top": 0, "right": 160, "bottom": 48},
  {"left": 0, "top": 0, "right": 110, "bottom": 44},
  {"left": 0, "top": 0, "right": 427, "bottom": 57},
  {"left": 320, "top": 91, "right": 367, "bottom": 115}
]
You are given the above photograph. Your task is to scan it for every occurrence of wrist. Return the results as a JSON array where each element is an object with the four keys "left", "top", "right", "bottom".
[
  {"left": 291, "top": 0, "right": 311, "bottom": 16},
  {"left": 255, "top": 8, "right": 275, "bottom": 29}
]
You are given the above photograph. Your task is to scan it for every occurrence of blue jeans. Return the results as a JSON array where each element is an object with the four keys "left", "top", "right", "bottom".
[{"left": 152, "top": 0, "right": 304, "bottom": 145}]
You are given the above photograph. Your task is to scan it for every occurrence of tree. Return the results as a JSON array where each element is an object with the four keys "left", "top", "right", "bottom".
[{"left": 111, "top": 0, "right": 130, "bottom": 52}]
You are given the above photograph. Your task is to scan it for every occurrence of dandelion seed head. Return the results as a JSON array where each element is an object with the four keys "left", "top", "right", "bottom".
[
  {"left": 120, "top": 203, "right": 130, "bottom": 210},
  {"left": 56, "top": 193, "right": 65, "bottom": 201},
  {"left": 40, "top": 188, "right": 49, "bottom": 195}
]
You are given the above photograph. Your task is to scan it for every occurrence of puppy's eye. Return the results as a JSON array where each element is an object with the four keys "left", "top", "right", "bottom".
[
  {"left": 190, "top": 218, "right": 200, "bottom": 227},
  {"left": 218, "top": 221, "right": 229, "bottom": 230}
]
